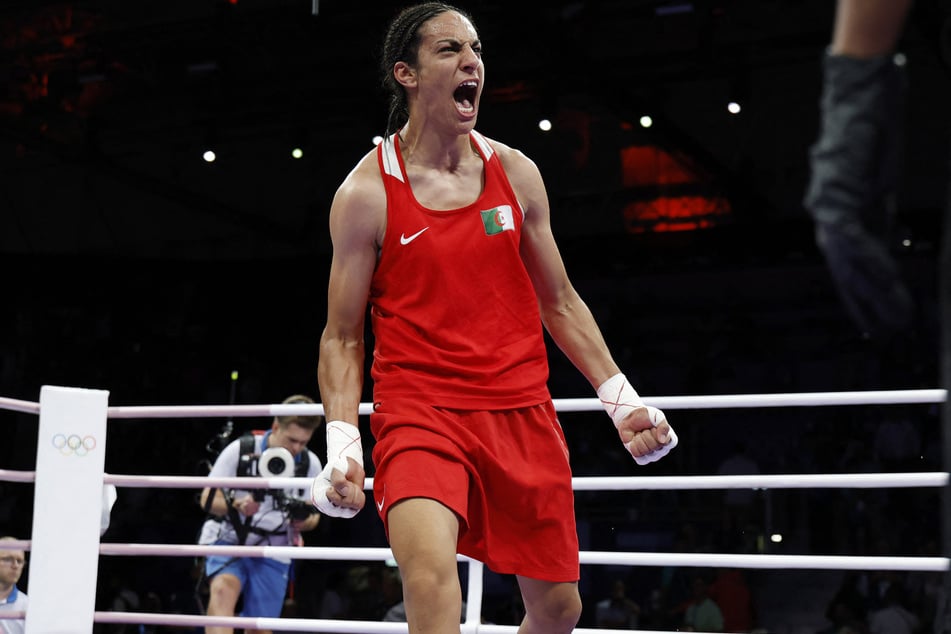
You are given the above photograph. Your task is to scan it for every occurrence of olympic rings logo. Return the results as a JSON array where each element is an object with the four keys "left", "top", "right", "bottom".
[{"left": 51, "top": 434, "right": 97, "bottom": 457}]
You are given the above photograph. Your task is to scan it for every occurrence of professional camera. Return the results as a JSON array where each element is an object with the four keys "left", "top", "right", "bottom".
[
  {"left": 234, "top": 445, "right": 314, "bottom": 519},
  {"left": 249, "top": 487, "right": 315, "bottom": 521},
  {"left": 257, "top": 446, "right": 295, "bottom": 478},
  {"left": 279, "top": 496, "right": 316, "bottom": 521}
]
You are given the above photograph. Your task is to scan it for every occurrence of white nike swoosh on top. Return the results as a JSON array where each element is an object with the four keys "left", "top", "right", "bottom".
[{"left": 399, "top": 227, "right": 429, "bottom": 245}]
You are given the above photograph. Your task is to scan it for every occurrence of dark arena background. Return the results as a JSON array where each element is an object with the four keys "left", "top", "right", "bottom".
[{"left": 1, "top": 0, "right": 949, "bottom": 631}]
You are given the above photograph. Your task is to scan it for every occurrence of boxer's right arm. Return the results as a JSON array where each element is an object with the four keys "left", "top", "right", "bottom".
[{"left": 313, "top": 154, "right": 383, "bottom": 517}]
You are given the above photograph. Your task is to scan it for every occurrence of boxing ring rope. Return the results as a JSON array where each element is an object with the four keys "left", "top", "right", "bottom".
[
  {"left": 0, "top": 387, "right": 936, "bottom": 419},
  {"left": 0, "top": 386, "right": 946, "bottom": 632},
  {"left": 5, "top": 537, "right": 950, "bottom": 573},
  {"left": 6, "top": 469, "right": 946, "bottom": 491}
]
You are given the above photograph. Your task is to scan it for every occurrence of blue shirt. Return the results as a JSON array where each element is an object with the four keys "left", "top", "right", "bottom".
[{"left": 0, "top": 586, "right": 27, "bottom": 634}]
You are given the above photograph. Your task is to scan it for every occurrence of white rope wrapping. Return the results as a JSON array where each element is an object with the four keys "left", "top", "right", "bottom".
[{"left": 311, "top": 420, "right": 365, "bottom": 518}]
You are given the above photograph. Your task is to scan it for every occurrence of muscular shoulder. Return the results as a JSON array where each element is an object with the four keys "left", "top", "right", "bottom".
[
  {"left": 479, "top": 136, "right": 536, "bottom": 175},
  {"left": 479, "top": 134, "right": 547, "bottom": 208},
  {"left": 333, "top": 148, "right": 385, "bottom": 214},
  {"left": 330, "top": 147, "right": 386, "bottom": 245}
]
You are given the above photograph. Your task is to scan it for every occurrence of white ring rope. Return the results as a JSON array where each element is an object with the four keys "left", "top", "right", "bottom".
[
  {"left": 2, "top": 387, "right": 947, "bottom": 632},
  {"left": 3, "top": 470, "right": 947, "bottom": 491},
  {"left": 0, "top": 469, "right": 35, "bottom": 483},
  {"left": 0, "top": 540, "right": 30, "bottom": 552},
  {"left": 92, "top": 543, "right": 949, "bottom": 572},
  {"left": 110, "top": 471, "right": 951, "bottom": 490},
  {"left": 98, "top": 389, "right": 946, "bottom": 418},
  {"left": 93, "top": 611, "right": 417, "bottom": 633},
  {"left": 570, "top": 471, "right": 949, "bottom": 490},
  {"left": 91, "top": 611, "right": 683, "bottom": 634},
  {"left": 0, "top": 395, "right": 39, "bottom": 415},
  {"left": 555, "top": 389, "right": 947, "bottom": 411}
]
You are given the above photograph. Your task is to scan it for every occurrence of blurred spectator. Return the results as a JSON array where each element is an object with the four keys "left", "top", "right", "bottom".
[
  {"left": 317, "top": 569, "right": 349, "bottom": 620},
  {"left": 873, "top": 412, "right": 922, "bottom": 472},
  {"left": 822, "top": 572, "right": 869, "bottom": 634},
  {"left": 715, "top": 442, "right": 761, "bottom": 552},
  {"left": 868, "top": 581, "right": 920, "bottom": 634},
  {"left": 904, "top": 540, "right": 944, "bottom": 633},
  {"left": 706, "top": 568, "right": 754, "bottom": 633},
  {"left": 681, "top": 574, "right": 724, "bottom": 632},
  {"left": 381, "top": 563, "right": 471, "bottom": 623},
  {"left": 595, "top": 578, "right": 640, "bottom": 628},
  {"left": 0, "top": 537, "right": 27, "bottom": 634},
  {"left": 105, "top": 581, "right": 140, "bottom": 634},
  {"left": 658, "top": 524, "right": 701, "bottom": 605}
]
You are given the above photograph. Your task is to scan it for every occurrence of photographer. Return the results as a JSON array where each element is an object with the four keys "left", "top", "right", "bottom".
[{"left": 198, "top": 394, "right": 322, "bottom": 633}]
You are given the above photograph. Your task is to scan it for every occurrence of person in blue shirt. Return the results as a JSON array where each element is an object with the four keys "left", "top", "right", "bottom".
[{"left": 0, "top": 537, "right": 27, "bottom": 634}]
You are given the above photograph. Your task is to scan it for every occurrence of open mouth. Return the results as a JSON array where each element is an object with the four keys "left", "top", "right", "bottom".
[{"left": 453, "top": 80, "right": 478, "bottom": 114}]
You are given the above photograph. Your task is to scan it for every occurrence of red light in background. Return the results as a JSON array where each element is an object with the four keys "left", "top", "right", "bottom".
[
  {"left": 623, "top": 196, "right": 732, "bottom": 233},
  {"left": 620, "top": 145, "right": 695, "bottom": 188},
  {"left": 619, "top": 143, "right": 732, "bottom": 233}
]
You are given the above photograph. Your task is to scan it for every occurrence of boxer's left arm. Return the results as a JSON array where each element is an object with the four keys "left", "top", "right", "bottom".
[{"left": 503, "top": 143, "right": 677, "bottom": 464}]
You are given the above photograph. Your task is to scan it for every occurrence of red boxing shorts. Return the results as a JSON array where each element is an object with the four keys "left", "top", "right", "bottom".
[{"left": 370, "top": 398, "right": 580, "bottom": 583}]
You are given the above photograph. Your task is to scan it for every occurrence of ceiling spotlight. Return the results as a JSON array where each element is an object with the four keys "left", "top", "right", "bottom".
[
  {"left": 372, "top": 135, "right": 384, "bottom": 146},
  {"left": 291, "top": 147, "right": 304, "bottom": 159},
  {"left": 639, "top": 115, "right": 653, "bottom": 128},
  {"left": 538, "top": 119, "right": 552, "bottom": 132},
  {"left": 202, "top": 150, "right": 216, "bottom": 163},
  {"left": 727, "top": 101, "right": 742, "bottom": 114}
]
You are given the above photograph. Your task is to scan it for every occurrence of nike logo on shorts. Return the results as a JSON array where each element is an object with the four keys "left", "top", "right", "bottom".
[{"left": 400, "top": 227, "right": 429, "bottom": 245}]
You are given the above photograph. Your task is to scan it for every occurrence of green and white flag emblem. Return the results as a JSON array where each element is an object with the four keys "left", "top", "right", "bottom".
[{"left": 480, "top": 205, "right": 515, "bottom": 236}]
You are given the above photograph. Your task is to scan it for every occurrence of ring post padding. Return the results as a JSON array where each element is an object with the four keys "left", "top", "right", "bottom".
[
  {"left": 27, "top": 385, "right": 109, "bottom": 633},
  {"left": 463, "top": 559, "right": 484, "bottom": 632}
]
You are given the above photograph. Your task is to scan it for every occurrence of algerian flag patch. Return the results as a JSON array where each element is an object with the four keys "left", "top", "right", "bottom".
[{"left": 480, "top": 205, "right": 515, "bottom": 236}]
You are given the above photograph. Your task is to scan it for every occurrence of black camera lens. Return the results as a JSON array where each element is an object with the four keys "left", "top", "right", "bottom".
[
  {"left": 282, "top": 498, "right": 313, "bottom": 520},
  {"left": 266, "top": 456, "right": 287, "bottom": 473},
  {"left": 290, "top": 505, "right": 312, "bottom": 520}
]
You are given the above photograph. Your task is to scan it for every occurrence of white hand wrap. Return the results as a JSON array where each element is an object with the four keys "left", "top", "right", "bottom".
[
  {"left": 311, "top": 420, "right": 364, "bottom": 518},
  {"left": 597, "top": 373, "right": 678, "bottom": 466}
]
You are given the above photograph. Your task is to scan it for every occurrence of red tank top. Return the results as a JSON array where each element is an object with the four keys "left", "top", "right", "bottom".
[{"left": 370, "top": 131, "right": 551, "bottom": 408}]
